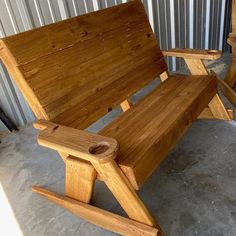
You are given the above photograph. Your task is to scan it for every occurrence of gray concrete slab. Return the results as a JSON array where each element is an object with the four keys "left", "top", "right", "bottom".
[{"left": 0, "top": 55, "right": 236, "bottom": 236}]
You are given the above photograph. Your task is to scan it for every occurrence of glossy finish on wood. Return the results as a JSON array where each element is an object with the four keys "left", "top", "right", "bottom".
[
  {"left": 32, "top": 186, "right": 162, "bottom": 236},
  {"left": 0, "top": 1, "right": 167, "bottom": 130},
  {"left": 162, "top": 48, "right": 222, "bottom": 60},
  {"left": 35, "top": 121, "right": 119, "bottom": 163},
  {"left": 100, "top": 75, "right": 217, "bottom": 188},
  {"left": 0, "top": 1, "right": 231, "bottom": 235},
  {"left": 65, "top": 157, "right": 96, "bottom": 203}
]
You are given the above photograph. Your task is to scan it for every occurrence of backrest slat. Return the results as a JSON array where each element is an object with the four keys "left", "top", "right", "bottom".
[{"left": 0, "top": 0, "right": 167, "bottom": 129}]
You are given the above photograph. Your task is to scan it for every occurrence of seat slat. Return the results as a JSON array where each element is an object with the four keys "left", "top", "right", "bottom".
[{"left": 100, "top": 75, "right": 217, "bottom": 189}]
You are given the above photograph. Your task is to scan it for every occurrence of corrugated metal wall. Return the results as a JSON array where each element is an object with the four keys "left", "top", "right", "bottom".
[{"left": 0, "top": 0, "right": 232, "bottom": 131}]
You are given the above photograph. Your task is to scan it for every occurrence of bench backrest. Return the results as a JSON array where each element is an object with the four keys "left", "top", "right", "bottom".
[{"left": 0, "top": 0, "right": 167, "bottom": 129}]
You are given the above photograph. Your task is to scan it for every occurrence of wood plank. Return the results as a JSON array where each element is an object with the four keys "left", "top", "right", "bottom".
[
  {"left": 52, "top": 57, "right": 166, "bottom": 129},
  {"left": 162, "top": 48, "right": 222, "bottom": 60},
  {"left": 0, "top": 0, "right": 167, "bottom": 128},
  {"left": 217, "top": 77, "right": 236, "bottom": 107},
  {"left": 37, "top": 122, "right": 119, "bottom": 163},
  {"left": 1, "top": 1, "right": 147, "bottom": 65},
  {"left": 208, "top": 95, "right": 231, "bottom": 120},
  {"left": 32, "top": 186, "right": 162, "bottom": 236},
  {"left": 198, "top": 108, "right": 234, "bottom": 120},
  {"left": 100, "top": 75, "right": 217, "bottom": 188},
  {"left": 65, "top": 157, "right": 96, "bottom": 203},
  {"left": 0, "top": 41, "right": 48, "bottom": 119},
  {"left": 92, "top": 160, "right": 157, "bottom": 227}
]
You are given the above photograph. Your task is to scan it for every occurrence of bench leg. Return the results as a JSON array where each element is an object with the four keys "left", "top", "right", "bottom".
[
  {"left": 65, "top": 156, "right": 97, "bottom": 203},
  {"left": 184, "top": 58, "right": 232, "bottom": 120},
  {"left": 33, "top": 158, "right": 163, "bottom": 235},
  {"left": 92, "top": 159, "right": 158, "bottom": 227}
]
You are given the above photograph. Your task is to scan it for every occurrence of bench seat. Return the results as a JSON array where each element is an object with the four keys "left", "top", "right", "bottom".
[{"left": 100, "top": 75, "right": 217, "bottom": 189}]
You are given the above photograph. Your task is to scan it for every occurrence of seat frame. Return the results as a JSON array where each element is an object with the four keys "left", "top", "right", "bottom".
[{"left": 0, "top": 1, "right": 234, "bottom": 235}]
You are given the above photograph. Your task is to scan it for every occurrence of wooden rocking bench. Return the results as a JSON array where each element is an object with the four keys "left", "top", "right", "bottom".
[{"left": 0, "top": 1, "right": 233, "bottom": 235}]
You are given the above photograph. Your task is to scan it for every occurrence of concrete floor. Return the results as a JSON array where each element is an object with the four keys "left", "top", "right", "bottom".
[{"left": 0, "top": 55, "right": 236, "bottom": 236}]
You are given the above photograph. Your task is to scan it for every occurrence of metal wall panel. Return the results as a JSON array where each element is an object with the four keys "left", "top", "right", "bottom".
[{"left": 0, "top": 0, "right": 232, "bottom": 130}]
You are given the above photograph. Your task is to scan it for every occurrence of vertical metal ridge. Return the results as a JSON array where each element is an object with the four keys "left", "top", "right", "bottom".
[
  {"left": 47, "top": 0, "right": 56, "bottom": 22},
  {"left": 33, "top": 0, "right": 45, "bottom": 26},
  {"left": 4, "top": 0, "right": 20, "bottom": 33}
]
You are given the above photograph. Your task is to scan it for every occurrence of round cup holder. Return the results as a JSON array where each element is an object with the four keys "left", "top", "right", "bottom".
[{"left": 89, "top": 142, "right": 110, "bottom": 155}]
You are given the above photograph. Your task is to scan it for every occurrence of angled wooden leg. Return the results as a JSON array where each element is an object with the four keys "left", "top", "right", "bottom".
[
  {"left": 65, "top": 156, "right": 97, "bottom": 203},
  {"left": 207, "top": 94, "right": 231, "bottom": 120},
  {"left": 199, "top": 107, "right": 234, "bottom": 120},
  {"left": 92, "top": 160, "right": 158, "bottom": 227},
  {"left": 185, "top": 58, "right": 231, "bottom": 120}
]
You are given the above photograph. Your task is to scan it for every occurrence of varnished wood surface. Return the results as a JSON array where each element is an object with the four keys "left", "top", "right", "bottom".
[
  {"left": 65, "top": 157, "right": 96, "bottom": 203},
  {"left": 93, "top": 160, "right": 157, "bottom": 226},
  {"left": 32, "top": 186, "right": 162, "bottom": 236},
  {"left": 100, "top": 75, "right": 217, "bottom": 188},
  {"left": 0, "top": 0, "right": 167, "bottom": 129},
  {"left": 37, "top": 121, "right": 119, "bottom": 163},
  {"left": 162, "top": 48, "right": 222, "bottom": 60}
]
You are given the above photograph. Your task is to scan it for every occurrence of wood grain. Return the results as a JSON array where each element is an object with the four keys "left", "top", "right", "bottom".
[
  {"left": 0, "top": 0, "right": 167, "bottom": 128},
  {"left": 162, "top": 48, "right": 222, "bottom": 60},
  {"left": 32, "top": 186, "right": 162, "bottom": 236},
  {"left": 65, "top": 157, "right": 96, "bottom": 203},
  {"left": 93, "top": 160, "right": 157, "bottom": 227},
  {"left": 100, "top": 75, "right": 217, "bottom": 188},
  {"left": 37, "top": 122, "right": 119, "bottom": 163}
]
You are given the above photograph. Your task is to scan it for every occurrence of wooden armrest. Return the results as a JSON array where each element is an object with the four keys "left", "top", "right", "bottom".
[
  {"left": 162, "top": 48, "right": 222, "bottom": 60},
  {"left": 34, "top": 120, "right": 119, "bottom": 163}
]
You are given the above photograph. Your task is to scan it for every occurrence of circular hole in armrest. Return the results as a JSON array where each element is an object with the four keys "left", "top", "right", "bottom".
[{"left": 89, "top": 142, "right": 110, "bottom": 155}]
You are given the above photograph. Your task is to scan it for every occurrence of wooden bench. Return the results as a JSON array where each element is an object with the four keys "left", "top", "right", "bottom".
[{"left": 0, "top": 1, "right": 232, "bottom": 235}]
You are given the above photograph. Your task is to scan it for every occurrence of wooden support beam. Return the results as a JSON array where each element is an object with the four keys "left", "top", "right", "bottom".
[
  {"left": 92, "top": 160, "right": 158, "bottom": 227},
  {"left": 32, "top": 186, "right": 162, "bottom": 236},
  {"left": 65, "top": 157, "right": 97, "bottom": 203},
  {"left": 207, "top": 95, "right": 231, "bottom": 120},
  {"left": 217, "top": 77, "right": 236, "bottom": 107},
  {"left": 199, "top": 108, "right": 233, "bottom": 120},
  {"left": 185, "top": 58, "right": 231, "bottom": 120}
]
